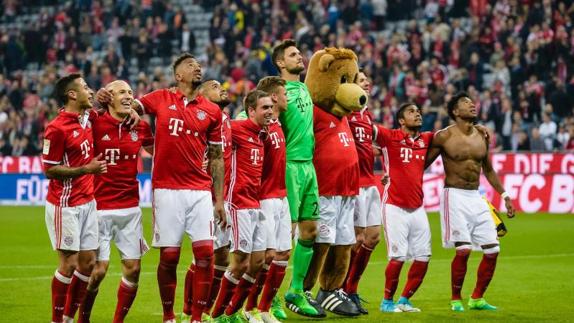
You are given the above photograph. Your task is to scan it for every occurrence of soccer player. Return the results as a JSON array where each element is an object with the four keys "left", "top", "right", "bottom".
[
  {"left": 243, "top": 76, "right": 290, "bottom": 323},
  {"left": 76, "top": 80, "right": 153, "bottom": 323},
  {"left": 344, "top": 69, "right": 382, "bottom": 314},
  {"left": 427, "top": 92, "right": 515, "bottom": 312},
  {"left": 43, "top": 74, "right": 106, "bottom": 323},
  {"left": 375, "top": 103, "right": 434, "bottom": 313},
  {"left": 210, "top": 90, "right": 273, "bottom": 322},
  {"left": 271, "top": 39, "right": 323, "bottom": 318},
  {"left": 98, "top": 53, "right": 226, "bottom": 323}
]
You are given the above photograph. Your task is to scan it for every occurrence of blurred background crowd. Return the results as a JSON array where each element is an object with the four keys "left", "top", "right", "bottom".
[{"left": 1, "top": 0, "right": 574, "bottom": 157}]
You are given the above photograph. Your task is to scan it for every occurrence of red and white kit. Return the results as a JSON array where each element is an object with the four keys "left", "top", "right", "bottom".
[
  {"left": 214, "top": 111, "right": 233, "bottom": 249},
  {"left": 227, "top": 118, "right": 267, "bottom": 253},
  {"left": 93, "top": 112, "right": 153, "bottom": 260},
  {"left": 313, "top": 106, "right": 359, "bottom": 245},
  {"left": 137, "top": 89, "right": 222, "bottom": 246},
  {"left": 260, "top": 120, "right": 291, "bottom": 252},
  {"left": 348, "top": 108, "right": 382, "bottom": 228},
  {"left": 376, "top": 127, "right": 433, "bottom": 259},
  {"left": 43, "top": 109, "right": 99, "bottom": 251}
]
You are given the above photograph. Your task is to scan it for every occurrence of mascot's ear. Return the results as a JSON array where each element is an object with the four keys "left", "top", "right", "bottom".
[{"left": 318, "top": 53, "right": 335, "bottom": 72}]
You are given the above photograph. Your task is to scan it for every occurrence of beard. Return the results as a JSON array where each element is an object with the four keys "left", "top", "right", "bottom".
[
  {"left": 191, "top": 79, "right": 202, "bottom": 87},
  {"left": 286, "top": 65, "right": 305, "bottom": 75},
  {"left": 216, "top": 98, "right": 231, "bottom": 109}
]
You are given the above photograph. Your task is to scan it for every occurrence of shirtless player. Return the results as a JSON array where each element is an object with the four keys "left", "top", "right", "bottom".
[{"left": 426, "top": 92, "right": 515, "bottom": 312}]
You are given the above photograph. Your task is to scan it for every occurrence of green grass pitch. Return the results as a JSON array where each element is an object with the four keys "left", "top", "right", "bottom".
[{"left": 1, "top": 206, "right": 573, "bottom": 322}]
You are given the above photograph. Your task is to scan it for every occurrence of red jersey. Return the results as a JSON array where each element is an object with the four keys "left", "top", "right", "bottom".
[
  {"left": 348, "top": 108, "right": 378, "bottom": 187},
  {"left": 313, "top": 106, "right": 359, "bottom": 196},
  {"left": 138, "top": 89, "right": 222, "bottom": 190},
  {"left": 227, "top": 119, "right": 265, "bottom": 209},
  {"left": 260, "top": 120, "right": 286, "bottom": 199},
  {"left": 375, "top": 127, "right": 433, "bottom": 209},
  {"left": 222, "top": 112, "right": 233, "bottom": 199},
  {"left": 92, "top": 113, "right": 154, "bottom": 210},
  {"left": 42, "top": 110, "right": 97, "bottom": 207}
]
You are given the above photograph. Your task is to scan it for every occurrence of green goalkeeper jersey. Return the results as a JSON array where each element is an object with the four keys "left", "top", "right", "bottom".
[{"left": 280, "top": 80, "right": 315, "bottom": 161}]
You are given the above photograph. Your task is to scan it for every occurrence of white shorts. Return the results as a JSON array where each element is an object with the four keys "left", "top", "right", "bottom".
[
  {"left": 354, "top": 186, "right": 382, "bottom": 228},
  {"left": 229, "top": 208, "right": 267, "bottom": 253},
  {"left": 316, "top": 196, "right": 356, "bottom": 245},
  {"left": 97, "top": 207, "right": 149, "bottom": 261},
  {"left": 45, "top": 200, "right": 98, "bottom": 251},
  {"left": 214, "top": 202, "right": 231, "bottom": 250},
  {"left": 383, "top": 204, "right": 431, "bottom": 260},
  {"left": 152, "top": 189, "right": 215, "bottom": 247},
  {"left": 440, "top": 188, "right": 498, "bottom": 250},
  {"left": 261, "top": 197, "right": 292, "bottom": 252}
]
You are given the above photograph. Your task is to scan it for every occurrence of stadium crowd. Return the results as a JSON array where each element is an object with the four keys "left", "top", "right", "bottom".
[{"left": 1, "top": 0, "right": 574, "bottom": 156}]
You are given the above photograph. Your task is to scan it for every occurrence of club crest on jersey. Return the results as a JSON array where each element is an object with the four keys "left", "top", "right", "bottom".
[
  {"left": 72, "top": 130, "right": 79, "bottom": 138},
  {"left": 64, "top": 236, "right": 73, "bottom": 246},
  {"left": 130, "top": 130, "right": 138, "bottom": 141},
  {"left": 196, "top": 110, "right": 206, "bottom": 120},
  {"left": 417, "top": 139, "right": 425, "bottom": 148}
]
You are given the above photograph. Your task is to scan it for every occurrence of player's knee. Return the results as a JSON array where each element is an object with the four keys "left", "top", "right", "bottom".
[
  {"left": 390, "top": 256, "right": 406, "bottom": 263},
  {"left": 455, "top": 244, "right": 472, "bottom": 256},
  {"left": 264, "top": 250, "right": 276, "bottom": 265},
  {"left": 275, "top": 250, "right": 290, "bottom": 261},
  {"left": 91, "top": 266, "right": 107, "bottom": 283},
  {"left": 355, "top": 233, "right": 365, "bottom": 246},
  {"left": 78, "top": 258, "right": 96, "bottom": 274},
  {"left": 482, "top": 244, "right": 500, "bottom": 257},
  {"left": 365, "top": 233, "right": 380, "bottom": 248},
  {"left": 214, "top": 247, "right": 230, "bottom": 267},
  {"left": 124, "top": 262, "right": 141, "bottom": 281},
  {"left": 299, "top": 222, "right": 317, "bottom": 241},
  {"left": 193, "top": 241, "right": 214, "bottom": 268},
  {"left": 414, "top": 255, "right": 430, "bottom": 263},
  {"left": 159, "top": 247, "right": 181, "bottom": 267}
]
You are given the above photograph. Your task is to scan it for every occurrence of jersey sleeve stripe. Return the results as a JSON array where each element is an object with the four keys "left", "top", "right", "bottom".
[
  {"left": 42, "top": 159, "right": 61, "bottom": 165},
  {"left": 208, "top": 141, "right": 223, "bottom": 145}
]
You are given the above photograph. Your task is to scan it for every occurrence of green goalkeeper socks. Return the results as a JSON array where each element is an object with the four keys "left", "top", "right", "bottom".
[{"left": 290, "top": 239, "right": 314, "bottom": 291}]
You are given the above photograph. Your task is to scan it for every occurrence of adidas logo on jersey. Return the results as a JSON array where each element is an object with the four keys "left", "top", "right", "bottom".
[
  {"left": 72, "top": 130, "right": 79, "bottom": 138},
  {"left": 168, "top": 104, "right": 177, "bottom": 110},
  {"left": 248, "top": 137, "right": 254, "bottom": 143},
  {"left": 102, "top": 134, "right": 111, "bottom": 141},
  {"left": 351, "top": 116, "right": 357, "bottom": 121},
  {"left": 329, "top": 121, "right": 336, "bottom": 128}
]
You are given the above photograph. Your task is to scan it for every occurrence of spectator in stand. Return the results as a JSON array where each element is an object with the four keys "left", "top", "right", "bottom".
[
  {"left": 529, "top": 127, "right": 547, "bottom": 151},
  {"left": 539, "top": 113, "right": 557, "bottom": 151}
]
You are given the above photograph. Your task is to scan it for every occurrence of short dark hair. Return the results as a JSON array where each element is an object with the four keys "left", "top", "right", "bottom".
[
  {"left": 256, "top": 76, "right": 286, "bottom": 94},
  {"left": 172, "top": 52, "right": 195, "bottom": 75},
  {"left": 54, "top": 73, "right": 82, "bottom": 105},
  {"left": 447, "top": 92, "right": 470, "bottom": 120},
  {"left": 272, "top": 39, "right": 297, "bottom": 72},
  {"left": 396, "top": 102, "right": 418, "bottom": 121},
  {"left": 244, "top": 90, "right": 270, "bottom": 115}
]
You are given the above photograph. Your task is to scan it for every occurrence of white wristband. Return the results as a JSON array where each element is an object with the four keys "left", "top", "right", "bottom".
[{"left": 501, "top": 192, "right": 509, "bottom": 199}]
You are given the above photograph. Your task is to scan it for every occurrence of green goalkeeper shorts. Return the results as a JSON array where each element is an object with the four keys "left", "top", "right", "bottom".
[{"left": 286, "top": 160, "right": 320, "bottom": 222}]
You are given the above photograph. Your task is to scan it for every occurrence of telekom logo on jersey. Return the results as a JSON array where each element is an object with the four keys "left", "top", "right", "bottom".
[
  {"left": 168, "top": 118, "right": 184, "bottom": 136},
  {"left": 354, "top": 127, "right": 367, "bottom": 142},
  {"left": 80, "top": 140, "right": 90, "bottom": 159},
  {"left": 105, "top": 148, "right": 120, "bottom": 165},
  {"left": 250, "top": 149, "right": 262, "bottom": 165},
  {"left": 338, "top": 132, "right": 351, "bottom": 146},
  {"left": 269, "top": 132, "right": 281, "bottom": 148},
  {"left": 400, "top": 147, "right": 413, "bottom": 163}
]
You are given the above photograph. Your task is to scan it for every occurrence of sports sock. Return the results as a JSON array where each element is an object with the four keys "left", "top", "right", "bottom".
[
  {"left": 342, "top": 245, "right": 356, "bottom": 290},
  {"left": 400, "top": 260, "right": 429, "bottom": 298},
  {"left": 113, "top": 277, "right": 138, "bottom": 323},
  {"left": 258, "top": 260, "right": 288, "bottom": 312},
  {"left": 384, "top": 259, "right": 404, "bottom": 300},
  {"left": 205, "top": 265, "right": 226, "bottom": 314},
  {"left": 78, "top": 288, "right": 98, "bottom": 323},
  {"left": 52, "top": 270, "right": 72, "bottom": 322},
  {"left": 290, "top": 239, "right": 314, "bottom": 291},
  {"left": 225, "top": 274, "right": 255, "bottom": 316},
  {"left": 211, "top": 272, "right": 238, "bottom": 318},
  {"left": 245, "top": 264, "right": 268, "bottom": 311},
  {"left": 451, "top": 247, "right": 471, "bottom": 300},
  {"left": 157, "top": 247, "right": 180, "bottom": 321},
  {"left": 63, "top": 270, "right": 90, "bottom": 319},
  {"left": 191, "top": 242, "right": 214, "bottom": 321},
  {"left": 182, "top": 265, "right": 195, "bottom": 315},
  {"left": 345, "top": 244, "right": 374, "bottom": 294},
  {"left": 471, "top": 252, "right": 498, "bottom": 299}
]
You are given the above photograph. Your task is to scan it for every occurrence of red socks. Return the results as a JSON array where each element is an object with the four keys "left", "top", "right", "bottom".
[
  {"left": 182, "top": 265, "right": 195, "bottom": 315},
  {"left": 472, "top": 252, "right": 499, "bottom": 299},
  {"left": 258, "top": 260, "right": 288, "bottom": 312},
  {"left": 345, "top": 244, "right": 374, "bottom": 294},
  {"left": 63, "top": 270, "right": 90, "bottom": 319},
  {"left": 225, "top": 274, "right": 255, "bottom": 315},
  {"left": 191, "top": 242, "right": 214, "bottom": 321},
  {"left": 205, "top": 266, "right": 226, "bottom": 314},
  {"left": 400, "top": 260, "right": 429, "bottom": 298},
  {"left": 245, "top": 265, "right": 268, "bottom": 311},
  {"left": 51, "top": 270, "right": 72, "bottom": 322},
  {"left": 78, "top": 288, "right": 98, "bottom": 323},
  {"left": 384, "top": 259, "right": 404, "bottom": 300},
  {"left": 157, "top": 247, "right": 180, "bottom": 321},
  {"left": 212, "top": 272, "right": 238, "bottom": 318},
  {"left": 451, "top": 247, "right": 471, "bottom": 300},
  {"left": 113, "top": 278, "right": 138, "bottom": 323}
]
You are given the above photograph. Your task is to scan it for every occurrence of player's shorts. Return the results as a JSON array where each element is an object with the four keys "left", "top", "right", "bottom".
[
  {"left": 285, "top": 161, "right": 320, "bottom": 222},
  {"left": 383, "top": 204, "right": 431, "bottom": 260},
  {"left": 354, "top": 186, "right": 383, "bottom": 228},
  {"left": 96, "top": 207, "right": 149, "bottom": 261},
  {"left": 316, "top": 196, "right": 356, "bottom": 245},
  {"left": 45, "top": 200, "right": 98, "bottom": 252},
  {"left": 440, "top": 188, "right": 498, "bottom": 250},
  {"left": 229, "top": 208, "right": 267, "bottom": 253},
  {"left": 152, "top": 189, "right": 214, "bottom": 247},
  {"left": 261, "top": 197, "right": 292, "bottom": 252},
  {"left": 214, "top": 202, "right": 231, "bottom": 250}
]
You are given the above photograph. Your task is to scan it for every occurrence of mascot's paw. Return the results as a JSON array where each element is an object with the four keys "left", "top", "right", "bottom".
[{"left": 316, "top": 288, "right": 360, "bottom": 317}]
